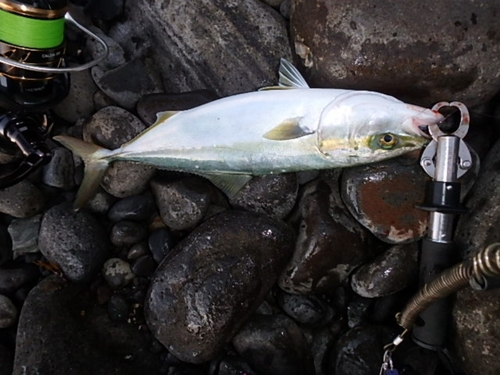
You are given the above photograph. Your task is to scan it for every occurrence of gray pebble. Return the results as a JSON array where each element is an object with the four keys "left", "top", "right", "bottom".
[
  {"left": 276, "top": 291, "right": 334, "bottom": 326},
  {"left": 86, "top": 188, "right": 117, "bottom": 214},
  {"left": 42, "top": 147, "right": 75, "bottom": 190},
  {"left": 0, "top": 294, "right": 17, "bottom": 328},
  {"left": 127, "top": 242, "right": 149, "bottom": 260},
  {"left": 148, "top": 227, "right": 176, "bottom": 263},
  {"left": 151, "top": 176, "right": 213, "bottom": 231},
  {"left": 110, "top": 221, "right": 147, "bottom": 247},
  {"left": 7, "top": 215, "right": 42, "bottom": 257},
  {"left": 108, "top": 193, "right": 156, "bottom": 223},
  {"left": 0, "top": 180, "right": 45, "bottom": 218},
  {"left": 38, "top": 202, "right": 109, "bottom": 282},
  {"left": 102, "top": 258, "right": 135, "bottom": 289},
  {"left": 131, "top": 255, "right": 157, "bottom": 277},
  {"left": 0, "top": 265, "right": 39, "bottom": 295}
]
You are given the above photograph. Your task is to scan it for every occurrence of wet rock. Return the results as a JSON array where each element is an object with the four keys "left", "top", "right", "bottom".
[
  {"left": 13, "top": 276, "right": 162, "bottom": 375},
  {"left": 308, "top": 327, "right": 336, "bottom": 375},
  {"left": 232, "top": 314, "right": 315, "bottom": 375},
  {"left": 84, "top": 0, "right": 124, "bottom": 21},
  {"left": 0, "top": 265, "right": 39, "bottom": 295},
  {"left": 92, "top": 58, "right": 163, "bottom": 110},
  {"left": 7, "top": 215, "right": 42, "bottom": 258},
  {"left": 276, "top": 291, "right": 334, "bottom": 326},
  {"left": 38, "top": 202, "right": 109, "bottom": 282},
  {"left": 102, "top": 258, "right": 135, "bottom": 289},
  {"left": 145, "top": 211, "right": 295, "bottom": 363},
  {"left": 229, "top": 174, "right": 298, "bottom": 220},
  {"left": 341, "top": 153, "right": 430, "bottom": 244},
  {"left": 136, "top": 91, "right": 218, "bottom": 126},
  {"left": 127, "top": 242, "right": 149, "bottom": 260},
  {"left": 110, "top": 221, "right": 147, "bottom": 247},
  {"left": 148, "top": 227, "right": 176, "bottom": 263},
  {"left": 131, "top": 255, "right": 157, "bottom": 277},
  {"left": 82, "top": 106, "right": 156, "bottom": 199},
  {"left": 151, "top": 176, "right": 213, "bottom": 231},
  {"left": 327, "top": 325, "right": 395, "bottom": 375},
  {"left": 113, "top": 0, "right": 292, "bottom": 96},
  {"left": 351, "top": 242, "right": 419, "bottom": 298},
  {"left": 346, "top": 294, "right": 372, "bottom": 329},
  {"left": 0, "top": 180, "right": 45, "bottom": 218},
  {"left": 279, "top": 180, "right": 374, "bottom": 294},
  {"left": 291, "top": 0, "right": 500, "bottom": 107},
  {"left": 452, "top": 137, "right": 500, "bottom": 375},
  {"left": 42, "top": 147, "right": 76, "bottom": 190},
  {"left": 0, "top": 294, "right": 17, "bottom": 328},
  {"left": 108, "top": 193, "right": 157, "bottom": 223},
  {"left": 86, "top": 188, "right": 116, "bottom": 214},
  {"left": 52, "top": 70, "right": 98, "bottom": 123}
]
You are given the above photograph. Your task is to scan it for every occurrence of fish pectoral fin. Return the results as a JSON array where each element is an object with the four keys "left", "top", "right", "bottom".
[
  {"left": 278, "top": 58, "right": 310, "bottom": 89},
  {"left": 198, "top": 173, "right": 253, "bottom": 197},
  {"left": 263, "top": 117, "right": 313, "bottom": 141}
]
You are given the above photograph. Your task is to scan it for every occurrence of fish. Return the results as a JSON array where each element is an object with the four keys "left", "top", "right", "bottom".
[{"left": 54, "top": 59, "right": 443, "bottom": 209}]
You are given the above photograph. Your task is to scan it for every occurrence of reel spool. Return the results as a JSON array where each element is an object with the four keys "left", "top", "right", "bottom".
[
  {"left": 0, "top": 0, "right": 108, "bottom": 111},
  {"left": 0, "top": 0, "right": 108, "bottom": 188}
]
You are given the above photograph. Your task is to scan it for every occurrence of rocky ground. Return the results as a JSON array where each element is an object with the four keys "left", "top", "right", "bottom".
[{"left": 1, "top": 0, "right": 500, "bottom": 374}]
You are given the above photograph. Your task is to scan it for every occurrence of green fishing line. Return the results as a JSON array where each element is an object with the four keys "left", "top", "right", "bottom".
[{"left": 0, "top": 9, "right": 64, "bottom": 49}]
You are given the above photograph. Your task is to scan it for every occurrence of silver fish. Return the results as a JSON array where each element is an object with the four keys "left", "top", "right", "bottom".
[{"left": 54, "top": 59, "right": 443, "bottom": 209}]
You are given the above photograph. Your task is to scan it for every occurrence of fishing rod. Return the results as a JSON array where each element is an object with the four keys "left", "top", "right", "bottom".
[{"left": 0, "top": 0, "right": 108, "bottom": 189}]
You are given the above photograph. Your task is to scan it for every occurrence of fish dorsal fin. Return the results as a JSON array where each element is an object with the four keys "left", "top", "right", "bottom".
[
  {"left": 278, "top": 58, "right": 310, "bottom": 89},
  {"left": 149, "top": 111, "right": 180, "bottom": 128},
  {"left": 198, "top": 173, "right": 253, "bottom": 197},
  {"left": 263, "top": 117, "right": 313, "bottom": 141}
]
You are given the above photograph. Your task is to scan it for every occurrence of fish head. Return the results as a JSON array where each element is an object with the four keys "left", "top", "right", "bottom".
[{"left": 317, "top": 91, "right": 443, "bottom": 165}]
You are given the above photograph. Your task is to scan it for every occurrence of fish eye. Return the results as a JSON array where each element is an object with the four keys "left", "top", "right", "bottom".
[{"left": 377, "top": 133, "right": 398, "bottom": 149}]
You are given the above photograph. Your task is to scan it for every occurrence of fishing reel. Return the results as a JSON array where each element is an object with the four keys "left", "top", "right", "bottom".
[{"left": 0, "top": 0, "right": 108, "bottom": 189}]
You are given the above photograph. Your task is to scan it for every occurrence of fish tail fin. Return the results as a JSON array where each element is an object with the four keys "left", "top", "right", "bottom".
[{"left": 53, "top": 135, "right": 112, "bottom": 210}]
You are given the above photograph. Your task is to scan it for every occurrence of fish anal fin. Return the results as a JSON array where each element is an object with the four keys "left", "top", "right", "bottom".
[
  {"left": 263, "top": 117, "right": 313, "bottom": 141},
  {"left": 198, "top": 173, "right": 253, "bottom": 197}
]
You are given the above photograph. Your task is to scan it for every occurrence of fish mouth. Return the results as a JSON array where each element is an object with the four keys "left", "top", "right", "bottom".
[{"left": 404, "top": 105, "right": 444, "bottom": 137}]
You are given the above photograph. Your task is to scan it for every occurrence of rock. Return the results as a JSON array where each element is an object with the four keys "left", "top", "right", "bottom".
[
  {"left": 84, "top": 0, "right": 124, "bottom": 21},
  {"left": 82, "top": 106, "right": 156, "bottom": 199},
  {"left": 229, "top": 174, "right": 298, "bottom": 220},
  {"left": 145, "top": 211, "right": 295, "bottom": 363},
  {"left": 38, "top": 202, "right": 109, "bottom": 282},
  {"left": 148, "top": 227, "right": 176, "bottom": 263},
  {"left": 291, "top": 0, "right": 500, "bottom": 107},
  {"left": 7, "top": 215, "right": 42, "bottom": 258},
  {"left": 92, "top": 58, "right": 163, "bottom": 110},
  {"left": 151, "top": 176, "right": 214, "bottom": 231},
  {"left": 232, "top": 314, "right": 315, "bottom": 375},
  {"left": 102, "top": 258, "right": 135, "bottom": 289},
  {"left": 127, "top": 242, "right": 149, "bottom": 260},
  {"left": 42, "top": 147, "right": 75, "bottom": 190},
  {"left": 0, "top": 294, "right": 17, "bottom": 328},
  {"left": 346, "top": 294, "right": 372, "bottom": 329},
  {"left": 0, "top": 223, "right": 11, "bottom": 266},
  {"left": 452, "top": 137, "right": 500, "bottom": 375},
  {"left": 327, "top": 325, "right": 395, "bottom": 375},
  {"left": 0, "top": 265, "right": 39, "bottom": 295},
  {"left": 308, "top": 327, "right": 336, "bottom": 375},
  {"left": 108, "top": 193, "right": 157, "bottom": 223},
  {"left": 280, "top": 0, "right": 291, "bottom": 19},
  {"left": 341, "top": 152, "right": 430, "bottom": 244},
  {"left": 110, "top": 221, "right": 147, "bottom": 247},
  {"left": 86, "top": 27, "right": 127, "bottom": 70},
  {"left": 276, "top": 291, "right": 334, "bottom": 326},
  {"left": 52, "top": 70, "right": 98, "bottom": 123},
  {"left": 261, "top": 0, "right": 284, "bottom": 7},
  {"left": 86, "top": 188, "right": 117, "bottom": 214},
  {"left": 217, "top": 355, "right": 257, "bottom": 375},
  {"left": 0, "top": 180, "right": 45, "bottom": 218},
  {"left": 113, "top": 0, "right": 293, "bottom": 96},
  {"left": 136, "top": 91, "right": 218, "bottom": 125},
  {"left": 279, "top": 179, "right": 374, "bottom": 294},
  {"left": 131, "top": 255, "right": 157, "bottom": 277},
  {"left": 351, "top": 242, "right": 419, "bottom": 298},
  {"left": 106, "top": 293, "right": 130, "bottom": 322},
  {"left": 13, "top": 276, "right": 163, "bottom": 375}
]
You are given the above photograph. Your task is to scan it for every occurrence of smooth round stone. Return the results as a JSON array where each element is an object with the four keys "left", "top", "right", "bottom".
[
  {"left": 102, "top": 161, "right": 155, "bottom": 199},
  {"left": 127, "top": 242, "right": 149, "bottom": 260},
  {"left": 110, "top": 221, "right": 147, "bottom": 247},
  {"left": 291, "top": 0, "right": 500, "bottom": 107},
  {"left": 148, "top": 227, "right": 176, "bottom": 263},
  {"left": 131, "top": 255, "right": 157, "bottom": 277},
  {"left": 108, "top": 194, "right": 157, "bottom": 223},
  {"left": 0, "top": 265, "right": 39, "bottom": 295},
  {"left": 351, "top": 242, "right": 419, "bottom": 298},
  {"left": 0, "top": 180, "right": 45, "bottom": 218},
  {"left": 276, "top": 291, "right": 333, "bottom": 326},
  {"left": 85, "top": 188, "right": 116, "bottom": 214},
  {"left": 0, "top": 294, "right": 18, "bottom": 328},
  {"left": 102, "top": 258, "right": 135, "bottom": 289},
  {"left": 145, "top": 211, "right": 295, "bottom": 364},
  {"left": 151, "top": 176, "right": 213, "bottom": 231},
  {"left": 42, "top": 147, "right": 76, "bottom": 190},
  {"left": 229, "top": 173, "right": 298, "bottom": 220},
  {"left": 38, "top": 202, "right": 109, "bottom": 282},
  {"left": 216, "top": 355, "right": 257, "bottom": 375},
  {"left": 232, "top": 314, "right": 315, "bottom": 375}
]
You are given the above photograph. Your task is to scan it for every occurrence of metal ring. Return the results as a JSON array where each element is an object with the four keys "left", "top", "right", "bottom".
[{"left": 429, "top": 101, "right": 470, "bottom": 140}]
